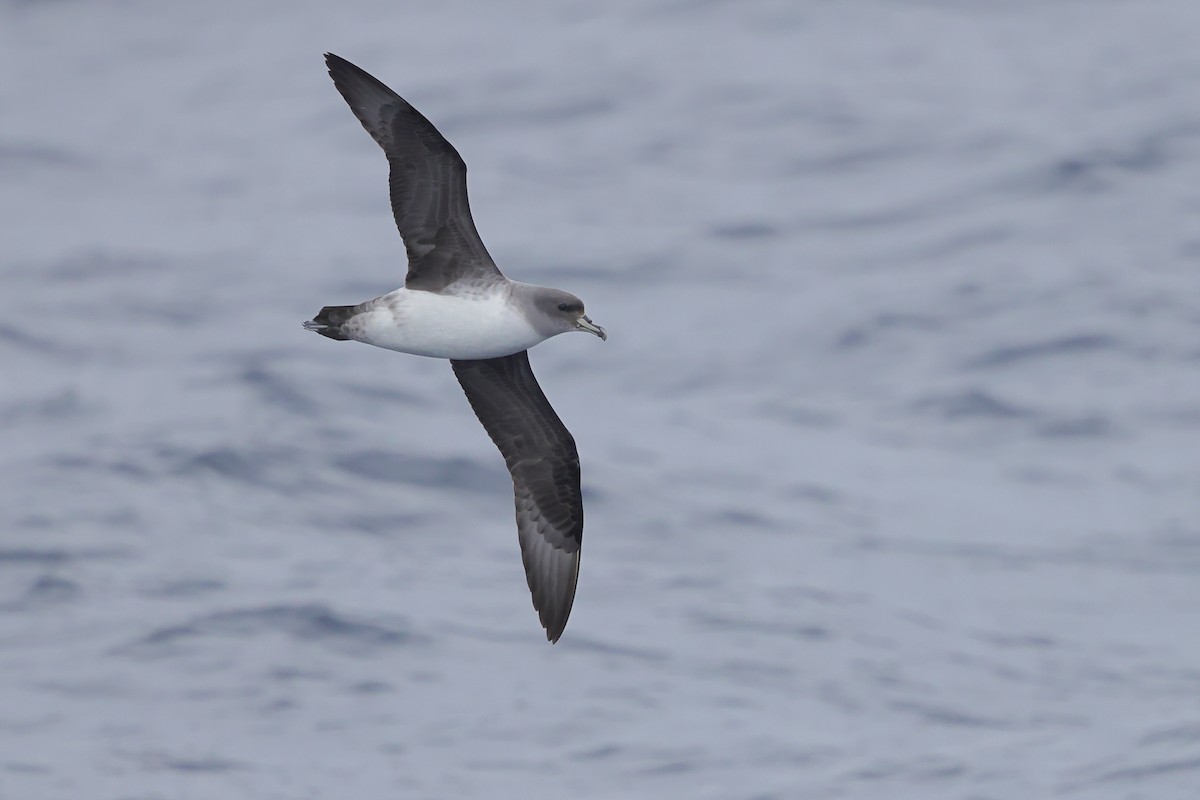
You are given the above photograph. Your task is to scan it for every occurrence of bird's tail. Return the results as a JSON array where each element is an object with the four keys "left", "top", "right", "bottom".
[{"left": 303, "top": 305, "right": 357, "bottom": 341}]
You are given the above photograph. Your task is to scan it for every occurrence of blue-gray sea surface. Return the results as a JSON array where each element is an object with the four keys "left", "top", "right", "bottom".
[{"left": 3, "top": 1, "right": 1200, "bottom": 798}]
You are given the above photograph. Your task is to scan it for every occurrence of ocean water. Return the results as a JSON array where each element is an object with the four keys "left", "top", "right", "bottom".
[{"left": 2, "top": 1, "right": 1200, "bottom": 798}]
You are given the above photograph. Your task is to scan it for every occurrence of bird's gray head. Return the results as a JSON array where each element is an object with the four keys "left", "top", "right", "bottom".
[{"left": 530, "top": 288, "right": 607, "bottom": 341}]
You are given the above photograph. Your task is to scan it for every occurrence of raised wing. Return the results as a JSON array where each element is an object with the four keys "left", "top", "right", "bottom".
[
  {"left": 450, "top": 351, "right": 583, "bottom": 642},
  {"left": 325, "top": 53, "right": 503, "bottom": 292}
]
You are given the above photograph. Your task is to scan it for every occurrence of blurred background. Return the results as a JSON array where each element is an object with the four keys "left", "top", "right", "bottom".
[{"left": 2, "top": 1, "right": 1199, "bottom": 797}]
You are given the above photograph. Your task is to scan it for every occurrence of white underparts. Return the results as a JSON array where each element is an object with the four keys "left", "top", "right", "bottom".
[{"left": 344, "top": 287, "right": 549, "bottom": 360}]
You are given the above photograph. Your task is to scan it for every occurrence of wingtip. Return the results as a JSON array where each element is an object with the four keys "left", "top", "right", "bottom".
[
  {"left": 324, "top": 52, "right": 350, "bottom": 80},
  {"left": 537, "top": 585, "right": 576, "bottom": 644},
  {"left": 324, "top": 52, "right": 364, "bottom": 87}
]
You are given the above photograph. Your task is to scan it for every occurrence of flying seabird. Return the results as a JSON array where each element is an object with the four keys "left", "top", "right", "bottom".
[{"left": 305, "top": 53, "right": 606, "bottom": 642}]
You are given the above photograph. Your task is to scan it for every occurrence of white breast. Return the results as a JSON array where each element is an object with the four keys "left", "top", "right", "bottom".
[{"left": 349, "top": 287, "right": 548, "bottom": 360}]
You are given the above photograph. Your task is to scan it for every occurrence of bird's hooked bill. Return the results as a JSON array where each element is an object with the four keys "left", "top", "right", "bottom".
[{"left": 577, "top": 316, "right": 607, "bottom": 341}]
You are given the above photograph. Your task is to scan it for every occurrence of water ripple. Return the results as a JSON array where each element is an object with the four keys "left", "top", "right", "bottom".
[{"left": 121, "top": 604, "right": 425, "bottom": 657}]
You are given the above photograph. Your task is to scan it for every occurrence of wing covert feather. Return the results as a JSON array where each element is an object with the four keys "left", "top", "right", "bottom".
[
  {"left": 325, "top": 53, "right": 502, "bottom": 291},
  {"left": 450, "top": 351, "right": 583, "bottom": 642}
]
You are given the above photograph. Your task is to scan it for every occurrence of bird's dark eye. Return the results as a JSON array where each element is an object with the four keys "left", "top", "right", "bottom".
[{"left": 557, "top": 302, "right": 581, "bottom": 313}]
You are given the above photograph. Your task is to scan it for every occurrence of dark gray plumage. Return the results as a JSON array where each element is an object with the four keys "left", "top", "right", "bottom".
[
  {"left": 326, "top": 52, "right": 501, "bottom": 292},
  {"left": 451, "top": 352, "right": 582, "bottom": 642}
]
